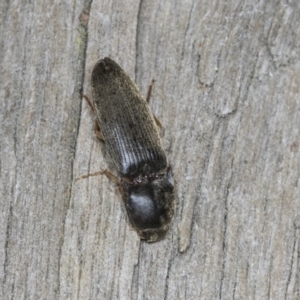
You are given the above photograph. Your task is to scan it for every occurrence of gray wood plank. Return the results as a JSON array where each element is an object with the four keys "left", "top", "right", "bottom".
[{"left": 0, "top": 0, "right": 89, "bottom": 299}]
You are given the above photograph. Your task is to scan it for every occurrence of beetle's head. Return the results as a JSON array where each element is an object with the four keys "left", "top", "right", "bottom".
[{"left": 123, "top": 169, "right": 175, "bottom": 242}]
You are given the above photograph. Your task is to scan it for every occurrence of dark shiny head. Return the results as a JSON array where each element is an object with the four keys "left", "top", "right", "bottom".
[{"left": 123, "top": 169, "right": 175, "bottom": 242}]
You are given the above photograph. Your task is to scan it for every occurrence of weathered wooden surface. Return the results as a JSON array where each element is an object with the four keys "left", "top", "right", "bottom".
[{"left": 1, "top": 0, "right": 299, "bottom": 299}]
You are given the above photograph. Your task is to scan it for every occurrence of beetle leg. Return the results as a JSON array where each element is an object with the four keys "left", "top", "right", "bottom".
[
  {"left": 76, "top": 169, "right": 118, "bottom": 182},
  {"left": 100, "top": 170, "right": 125, "bottom": 197},
  {"left": 82, "top": 95, "right": 105, "bottom": 141},
  {"left": 100, "top": 169, "right": 120, "bottom": 184},
  {"left": 82, "top": 95, "right": 95, "bottom": 112},
  {"left": 146, "top": 80, "right": 163, "bottom": 131},
  {"left": 76, "top": 169, "right": 124, "bottom": 197},
  {"left": 152, "top": 114, "right": 163, "bottom": 130},
  {"left": 146, "top": 79, "right": 155, "bottom": 104},
  {"left": 94, "top": 121, "right": 105, "bottom": 141}
]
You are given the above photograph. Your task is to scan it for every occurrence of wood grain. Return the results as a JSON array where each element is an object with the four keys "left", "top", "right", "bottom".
[{"left": 1, "top": 0, "right": 299, "bottom": 299}]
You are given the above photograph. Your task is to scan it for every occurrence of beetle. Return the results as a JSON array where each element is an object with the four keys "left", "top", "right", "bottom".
[{"left": 79, "top": 57, "right": 175, "bottom": 242}]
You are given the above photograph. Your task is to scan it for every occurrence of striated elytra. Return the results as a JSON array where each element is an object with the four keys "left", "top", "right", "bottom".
[{"left": 90, "top": 57, "right": 175, "bottom": 242}]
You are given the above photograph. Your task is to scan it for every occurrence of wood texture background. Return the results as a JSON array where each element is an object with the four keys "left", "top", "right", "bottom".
[{"left": 1, "top": 0, "right": 300, "bottom": 299}]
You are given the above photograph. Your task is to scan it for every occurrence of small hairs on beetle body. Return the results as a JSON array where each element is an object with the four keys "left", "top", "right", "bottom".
[{"left": 82, "top": 57, "right": 175, "bottom": 242}]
